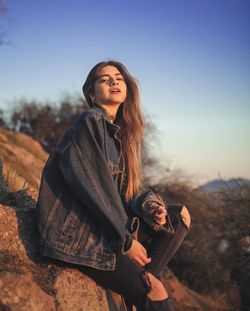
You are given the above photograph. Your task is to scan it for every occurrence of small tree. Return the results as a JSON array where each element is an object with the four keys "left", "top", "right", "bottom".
[
  {"left": 10, "top": 96, "right": 88, "bottom": 152},
  {"left": 0, "top": 109, "right": 6, "bottom": 127}
]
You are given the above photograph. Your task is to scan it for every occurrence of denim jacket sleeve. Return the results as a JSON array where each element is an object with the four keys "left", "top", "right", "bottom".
[
  {"left": 58, "top": 114, "right": 132, "bottom": 253},
  {"left": 129, "top": 188, "right": 175, "bottom": 235}
]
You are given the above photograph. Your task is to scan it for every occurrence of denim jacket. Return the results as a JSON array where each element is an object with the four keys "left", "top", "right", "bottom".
[{"left": 36, "top": 104, "right": 174, "bottom": 270}]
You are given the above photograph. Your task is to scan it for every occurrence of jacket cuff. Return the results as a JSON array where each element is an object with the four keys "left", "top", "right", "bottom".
[
  {"left": 110, "top": 233, "right": 133, "bottom": 254},
  {"left": 142, "top": 194, "right": 175, "bottom": 235},
  {"left": 111, "top": 217, "right": 140, "bottom": 254},
  {"left": 122, "top": 234, "right": 133, "bottom": 254}
]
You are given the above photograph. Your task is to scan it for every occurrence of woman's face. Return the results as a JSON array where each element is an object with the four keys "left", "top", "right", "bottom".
[{"left": 93, "top": 65, "right": 127, "bottom": 106}]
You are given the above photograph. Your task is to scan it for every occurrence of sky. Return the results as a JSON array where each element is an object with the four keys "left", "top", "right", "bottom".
[{"left": 0, "top": 0, "right": 249, "bottom": 185}]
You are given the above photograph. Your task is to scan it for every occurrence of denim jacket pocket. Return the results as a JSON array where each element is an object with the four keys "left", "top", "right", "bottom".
[
  {"left": 61, "top": 209, "right": 79, "bottom": 234},
  {"left": 61, "top": 204, "right": 90, "bottom": 252}
]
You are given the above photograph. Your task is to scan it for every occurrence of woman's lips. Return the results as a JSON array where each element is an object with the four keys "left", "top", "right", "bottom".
[{"left": 110, "top": 88, "right": 121, "bottom": 93}]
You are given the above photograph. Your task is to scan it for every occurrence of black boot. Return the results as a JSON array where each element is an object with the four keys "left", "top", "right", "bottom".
[{"left": 105, "top": 289, "right": 128, "bottom": 311}]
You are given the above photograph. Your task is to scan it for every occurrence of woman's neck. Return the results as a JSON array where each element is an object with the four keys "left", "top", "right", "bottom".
[{"left": 99, "top": 103, "right": 120, "bottom": 123}]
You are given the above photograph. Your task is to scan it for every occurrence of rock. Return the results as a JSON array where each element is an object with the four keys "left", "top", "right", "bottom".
[
  {"left": 54, "top": 269, "right": 109, "bottom": 311},
  {"left": 0, "top": 204, "right": 112, "bottom": 311},
  {"left": 0, "top": 128, "right": 48, "bottom": 190},
  {"left": 0, "top": 271, "right": 55, "bottom": 311},
  {"left": 0, "top": 203, "right": 217, "bottom": 311}
]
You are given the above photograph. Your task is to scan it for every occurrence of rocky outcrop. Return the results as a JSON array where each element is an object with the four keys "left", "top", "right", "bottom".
[
  {"left": 0, "top": 128, "right": 48, "bottom": 190},
  {"left": 0, "top": 203, "right": 111, "bottom": 311},
  {"left": 0, "top": 202, "right": 217, "bottom": 311},
  {"left": 0, "top": 129, "right": 217, "bottom": 310}
]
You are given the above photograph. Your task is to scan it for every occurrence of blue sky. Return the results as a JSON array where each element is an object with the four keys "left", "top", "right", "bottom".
[{"left": 0, "top": 0, "right": 249, "bottom": 184}]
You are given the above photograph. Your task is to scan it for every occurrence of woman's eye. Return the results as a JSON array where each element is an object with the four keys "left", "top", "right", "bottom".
[{"left": 98, "top": 77, "right": 124, "bottom": 83}]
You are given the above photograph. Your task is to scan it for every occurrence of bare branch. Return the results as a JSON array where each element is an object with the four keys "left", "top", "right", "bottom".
[{"left": 0, "top": 0, "right": 7, "bottom": 45}]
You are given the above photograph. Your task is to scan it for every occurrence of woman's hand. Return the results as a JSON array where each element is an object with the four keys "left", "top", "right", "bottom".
[
  {"left": 152, "top": 203, "right": 167, "bottom": 225},
  {"left": 127, "top": 239, "right": 151, "bottom": 266}
]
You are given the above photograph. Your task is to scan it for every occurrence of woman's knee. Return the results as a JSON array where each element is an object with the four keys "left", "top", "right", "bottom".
[
  {"left": 180, "top": 206, "right": 191, "bottom": 229},
  {"left": 146, "top": 272, "right": 168, "bottom": 301}
]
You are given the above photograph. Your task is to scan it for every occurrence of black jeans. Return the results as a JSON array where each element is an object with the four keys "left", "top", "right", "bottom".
[{"left": 67, "top": 206, "right": 189, "bottom": 310}]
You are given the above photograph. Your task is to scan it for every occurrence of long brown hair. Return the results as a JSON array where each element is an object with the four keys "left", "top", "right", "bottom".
[{"left": 82, "top": 60, "right": 145, "bottom": 201}]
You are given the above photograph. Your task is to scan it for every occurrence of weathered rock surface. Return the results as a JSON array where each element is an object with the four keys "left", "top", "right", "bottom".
[
  {"left": 0, "top": 203, "right": 217, "bottom": 311},
  {"left": 0, "top": 271, "right": 55, "bottom": 311},
  {"left": 0, "top": 203, "right": 111, "bottom": 311},
  {"left": 0, "top": 128, "right": 48, "bottom": 190}
]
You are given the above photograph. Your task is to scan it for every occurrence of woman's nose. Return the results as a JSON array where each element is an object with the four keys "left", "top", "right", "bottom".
[{"left": 110, "top": 78, "right": 118, "bottom": 85}]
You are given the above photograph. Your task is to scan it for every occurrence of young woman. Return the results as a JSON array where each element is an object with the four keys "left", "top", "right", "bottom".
[{"left": 36, "top": 60, "right": 191, "bottom": 311}]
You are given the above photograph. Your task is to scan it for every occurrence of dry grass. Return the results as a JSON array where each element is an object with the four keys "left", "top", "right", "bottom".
[
  {"left": 146, "top": 173, "right": 250, "bottom": 310},
  {"left": 3, "top": 164, "right": 28, "bottom": 192}
]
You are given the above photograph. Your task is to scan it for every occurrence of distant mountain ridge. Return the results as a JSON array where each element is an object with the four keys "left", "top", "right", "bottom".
[{"left": 200, "top": 178, "right": 250, "bottom": 192}]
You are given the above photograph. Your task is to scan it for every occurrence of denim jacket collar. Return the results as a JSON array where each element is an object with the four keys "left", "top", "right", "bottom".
[{"left": 92, "top": 103, "right": 121, "bottom": 138}]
